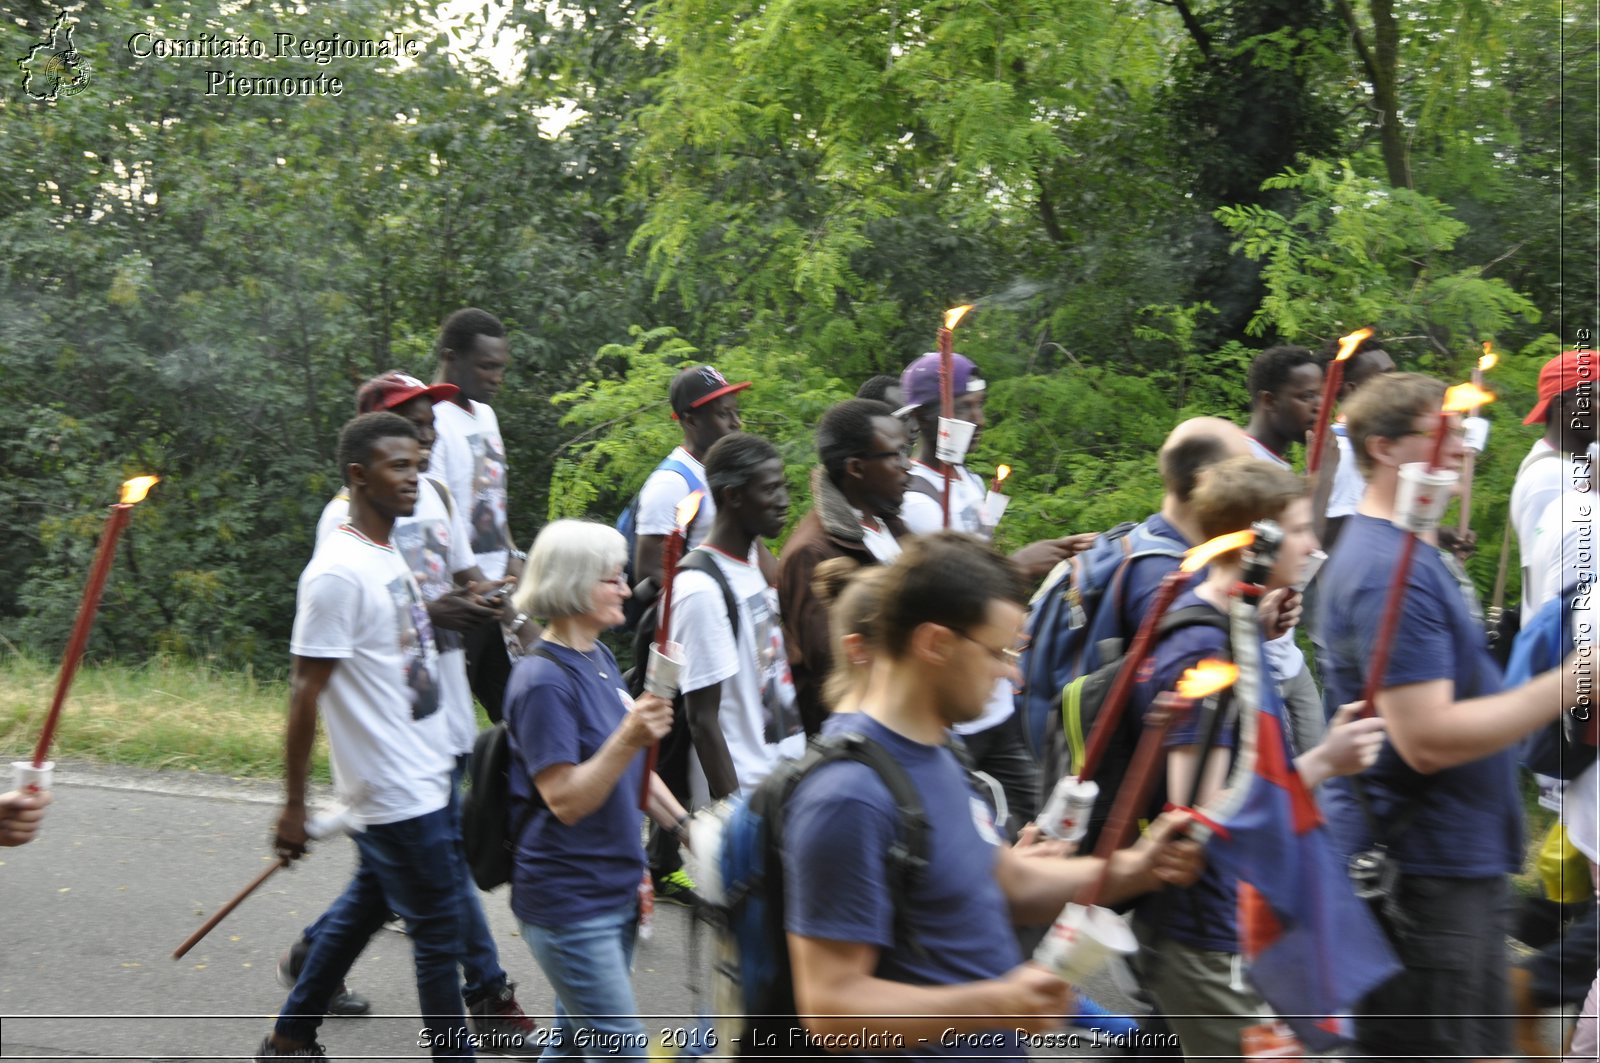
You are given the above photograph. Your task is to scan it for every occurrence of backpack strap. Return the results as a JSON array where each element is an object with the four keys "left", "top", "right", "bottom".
[
  {"left": 426, "top": 476, "right": 456, "bottom": 521},
  {"left": 678, "top": 548, "right": 741, "bottom": 638},
  {"left": 656, "top": 458, "right": 706, "bottom": 534},
  {"left": 505, "top": 645, "right": 580, "bottom": 848},
  {"left": 781, "top": 732, "right": 931, "bottom": 958}
]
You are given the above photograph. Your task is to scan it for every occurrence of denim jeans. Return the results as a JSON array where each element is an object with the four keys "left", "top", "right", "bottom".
[
  {"left": 276, "top": 803, "right": 473, "bottom": 1058},
  {"left": 519, "top": 900, "right": 648, "bottom": 1060},
  {"left": 300, "top": 760, "right": 507, "bottom": 1002}
]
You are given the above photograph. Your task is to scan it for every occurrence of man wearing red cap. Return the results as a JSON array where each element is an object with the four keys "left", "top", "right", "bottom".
[
  {"left": 1512, "top": 350, "right": 1597, "bottom": 620},
  {"left": 278, "top": 371, "right": 538, "bottom": 1053}
]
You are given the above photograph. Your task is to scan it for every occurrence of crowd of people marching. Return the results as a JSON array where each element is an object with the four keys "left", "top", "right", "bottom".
[{"left": 12, "top": 306, "right": 1587, "bottom": 1061}]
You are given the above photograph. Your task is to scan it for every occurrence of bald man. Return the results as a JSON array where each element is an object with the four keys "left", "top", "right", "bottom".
[{"left": 1114, "top": 417, "right": 1255, "bottom": 634}]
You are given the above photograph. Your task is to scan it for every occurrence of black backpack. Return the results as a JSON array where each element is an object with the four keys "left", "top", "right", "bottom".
[
  {"left": 462, "top": 645, "right": 576, "bottom": 891},
  {"left": 625, "top": 548, "right": 740, "bottom": 697},
  {"left": 1038, "top": 604, "right": 1230, "bottom": 852}
]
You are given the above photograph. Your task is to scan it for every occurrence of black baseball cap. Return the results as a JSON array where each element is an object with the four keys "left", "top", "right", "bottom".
[{"left": 670, "top": 365, "right": 752, "bottom": 419}]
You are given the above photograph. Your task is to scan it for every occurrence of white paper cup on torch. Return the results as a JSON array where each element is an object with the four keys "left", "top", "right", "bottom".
[
  {"left": 13, "top": 760, "right": 52, "bottom": 793},
  {"left": 1461, "top": 415, "right": 1490, "bottom": 454},
  {"left": 1038, "top": 776, "right": 1098, "bottom": 844},
  {"left": 1394, "top": 463, "right": 1459, "bottom": 535},
  {"left": 1033, "top": 902, "right": 1137, "bottom": 985},
  {"left": 1294, "top": 549, "right": 1327, "bottom": 594},
  {"left": 936, "top": 418, "right": 977, "bottom": 464},
  {"left": 645, "top": 641, "right": 686, "bottom": 700},
  {"left": 984, "top": 490, "right": 1010, "bottom": 530}
]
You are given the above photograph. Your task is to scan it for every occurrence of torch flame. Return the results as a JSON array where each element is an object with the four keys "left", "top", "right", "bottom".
[
  {"left": 119, "top": 476, "right": 160, "bottom": 505},
  {"left": 1180, "top": 530, "right": 1255, "bottom": 573},
  {"left": 675, "top": 490, "right": 704, "bottom": 530},
  {"left": 1478, "top": 342, "right": 1497, "bottom": 373},
  {"left": 1442, "top": 382, "right": 1495, "bottom": 415},
  {"left": 1335, "top": 326, "right": 1375, "bottom": 363},
  {"left": 995, "top": 464, "right": 1011, "bottom": 486},
  {"left": 1176, "top": 659, "right": 1240, "bottom": 699},
  {"left": 943, "top": 304, "right": 973, "bottom": 330}
]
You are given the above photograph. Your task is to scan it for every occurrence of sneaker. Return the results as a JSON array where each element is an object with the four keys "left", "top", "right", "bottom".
[
  {"left": 277, "top": 937, "right": 372, "bottom": 1017},
  {"left": 255, "top": 1035, "right": 330, "bottom": 1060},
  {"left": 653, "top": 868, "right": 702, "bottom": 907},
  {"left": 467, "top": 981, "right": 540, "bottom": 1058}
]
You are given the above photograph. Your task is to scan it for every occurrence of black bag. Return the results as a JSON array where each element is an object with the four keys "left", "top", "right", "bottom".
[{"left": 461, "top": 645, "right": 575, "bottom": 891}]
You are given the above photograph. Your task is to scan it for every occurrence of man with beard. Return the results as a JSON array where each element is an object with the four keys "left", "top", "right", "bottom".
[{"left": 778, "top": 399, "right": 911, "bottom": 736}]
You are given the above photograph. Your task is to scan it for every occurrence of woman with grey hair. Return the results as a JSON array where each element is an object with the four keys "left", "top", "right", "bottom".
[{"left": 502, "top": 519, "right": 690, "bottom": 1057}]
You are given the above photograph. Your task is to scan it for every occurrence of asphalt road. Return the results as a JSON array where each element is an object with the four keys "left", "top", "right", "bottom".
[{"left": 0, "top": 762, "right": 1138, "bottom": 1061}]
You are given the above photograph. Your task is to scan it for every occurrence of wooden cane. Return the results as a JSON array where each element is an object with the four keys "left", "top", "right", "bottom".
[{"left": 172, "top": 856, "right": 290, "bottom": 959}]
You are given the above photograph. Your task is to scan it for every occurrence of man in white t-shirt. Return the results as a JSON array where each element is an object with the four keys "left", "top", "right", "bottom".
[
  {"left": 896, "top": 352, "right": 1093, "bottom": 831},
  {"left": 1319, "top": 336, "right": 1396, "bottom": 549},
  {"left": 255, "top": 412, "right": 473, "bottom": 1061},
  {"left": 671, "top": 433, "right": 805, "bottom": 808},
  {"left": 428, "top": 308, "right": 520, "bottom": 723},
  {"left": 1512, "top": 350, "right": 1597, "bottom": 621},
  {"left": 285, "top": 373, "right": 536, "bottom": 1049}
]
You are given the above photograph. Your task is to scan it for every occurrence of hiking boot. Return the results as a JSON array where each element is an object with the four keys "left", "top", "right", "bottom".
[
  {"left": 467, "top": 981, "right": 540, "bottom": 1058},
  {"left": 653, "top": 868, "right": 702, "bottom": 908},
  {"left": 277, "top": 937, "right": 372, "bottom": 1017},
  {"left": 254, "top": 1035, "right": 330, "bottom": 1060}
]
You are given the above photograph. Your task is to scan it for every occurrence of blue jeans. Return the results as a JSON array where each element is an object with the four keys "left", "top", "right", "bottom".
[
  {"left": 277, "top": 803, "right": 473, "bottom": 1058},
  {"left": 300, "top": 759, "right": 508, "bottom": 1001},
  {"left": 519, "top": 900, "right": 647, "bottom": 1060}
]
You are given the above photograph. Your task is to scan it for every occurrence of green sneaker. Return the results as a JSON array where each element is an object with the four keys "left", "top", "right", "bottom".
[{"left": 653, "top": 868, "right": 702, "bottom": 908}]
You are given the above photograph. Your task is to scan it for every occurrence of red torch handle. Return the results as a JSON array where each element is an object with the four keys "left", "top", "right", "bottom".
[
  {"left": 34, "top": 503, "right": 133, "bottom": 767},
  {"left": 939, "top": 327, "right": 954, "bottom": 529},
  {"left": 1079, "top": 692, "right": 1188, "bottom": 909},
  {"left": 1306, "top": 361, "right": 1344, "bottom": 477},
  {"left": 1360, "top": 408, "right": 1453, "bottom": 717},
  {"left": 1078, "top": 570, "right": 1188, "bottom": 784}
]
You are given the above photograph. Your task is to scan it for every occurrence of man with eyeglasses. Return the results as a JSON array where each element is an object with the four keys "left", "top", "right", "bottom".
[
  {"left": 778, "top": 398, "right": 912, "bottom": 736},
  {"left": 1315, "top": 372, "right": 1590, "bottom": 1058},
  {"left": 778, "top": 532, "right": 1203, "bottom": 1060}
]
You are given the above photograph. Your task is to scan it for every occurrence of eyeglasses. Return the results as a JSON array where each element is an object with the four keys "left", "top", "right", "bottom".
[
  {"left": 862, "top": 444, "right": 914, "bottom": 462},
  {"left": 599, "top": 573, "right": 630, "bottom": 588},
  {"left": 956, "top": 630, "right": 1028, "bottom": 667}
]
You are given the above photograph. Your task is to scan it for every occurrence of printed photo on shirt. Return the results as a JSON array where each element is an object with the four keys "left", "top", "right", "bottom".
[
  {"left": 746, "top": 586, "right": 801, "bottom": 745},
  {"left": 386, "top": 575, "right": 441, "bottom": 721},
  {"left": 465, "top": 431, "right": 509, "bottom": 552}
]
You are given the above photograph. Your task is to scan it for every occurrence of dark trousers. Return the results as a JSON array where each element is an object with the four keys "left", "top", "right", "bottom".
[{"left": 463, "top": 620, "right": 512, "bottom": 724}]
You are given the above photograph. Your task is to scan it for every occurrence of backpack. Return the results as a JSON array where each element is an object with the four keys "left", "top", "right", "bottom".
[
  {"left": 461, "top": 645, "right": 576, "bottom": 891},
  {"left": 1506, "top": 581, "right": 1599, "bottom": 780},
  {"left": 616, "top": 456, "right": 705, "bottom": 631},
  {"left": 1039, "top": 605, "right": 1230, "bottom": 852},
  {"left": 1017, "top": 520, "right": 1189, "bottom": 759},
  {"left": 703, "top": 730, "right": 982, "bottom": 1056},
  {"left": 625, "top": 548, "right": 740, "bottom": 698}
]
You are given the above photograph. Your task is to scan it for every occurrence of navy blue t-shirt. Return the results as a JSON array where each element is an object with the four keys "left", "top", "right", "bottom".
[
  {"left": 1313, "top": 515, "right": 1521, "bottom": 876},
  {"left": 1129, "top": 589, "right": 1244, "bottom": 952},
  {"left": 1115, "top": 514, "right": 1192, "bottom": 638},
  {"left": 783, "top": 714, "right": 1024, "bottom": 1062},
  {"left": 504, "top": 642, "right": 647, "bottom": 927}
]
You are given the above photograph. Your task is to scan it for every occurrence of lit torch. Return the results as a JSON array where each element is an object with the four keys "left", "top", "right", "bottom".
[
  {"left": 1360, "top": 383, "right": 1496, "bottom": 716},
  {"left": 1307, "top": 327, "right": 1373, "bottom": 477},
  {"left": 938, "top": 304, "right": 974, "bottom": 529},
  {"left": 642, "top": 490, "right": 703, "bottom": 807},
  {"left": 1074, "top": 531, "right": 1253, "bottom": 786},
  {"left": 1456, "top": 343, "right": 1497, "bottom": 535},
  {"left": 19, "top": 476, "right": 160, "bottom": 793},
  {"left": 1075, "top": 659, "right": 1239, "bottom": 910},
  {"left": 985, "top": 464, "right": 1012, "bottom": 530}
]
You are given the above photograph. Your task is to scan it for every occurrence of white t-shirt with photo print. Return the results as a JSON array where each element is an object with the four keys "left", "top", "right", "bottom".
[
  {"left": 431, "top": 399, "right": 512, "bottom": 579},
  {"left": 291, "top": 525, "right": 453, "bottom": 826},
  {"left": 671, "top": 545, "right": 804, "bottom": 807},
  {"left": 316, "top": 477, "right": 478, "bottom": 757}
]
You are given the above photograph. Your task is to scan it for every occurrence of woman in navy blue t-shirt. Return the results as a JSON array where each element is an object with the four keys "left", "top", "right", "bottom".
[{"left": 504, "top": 520, "right": 693, "bottom": 1059}]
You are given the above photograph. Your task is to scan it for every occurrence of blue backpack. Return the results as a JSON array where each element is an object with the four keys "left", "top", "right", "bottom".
[
  {"left": 706, "top": 731, "right": 940, "bottom": 1056},
  {"left": 1506, "top": 582, "right": 1599, "bottom": 779},
  {"left": 616, "top": 456, "right": 704, "bottom": 631},
  {"left": 1016, "top": 520, "right": 1188, "bottom": 760}
]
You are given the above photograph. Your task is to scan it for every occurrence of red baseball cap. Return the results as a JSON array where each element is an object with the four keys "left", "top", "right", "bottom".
[
  {"left": 356, "top": 371, "right": 460, "bottom": 414},
  {"left": 1524, "top": 351, "right": 1597, "bottom": 425},
  {"left": 669, "top": 365, "right": 751, "bottom": 419}
]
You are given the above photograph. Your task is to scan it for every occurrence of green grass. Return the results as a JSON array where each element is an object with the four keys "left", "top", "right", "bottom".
[{"left": 0, "top": 650, "right": 328, "bottom": 782}]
